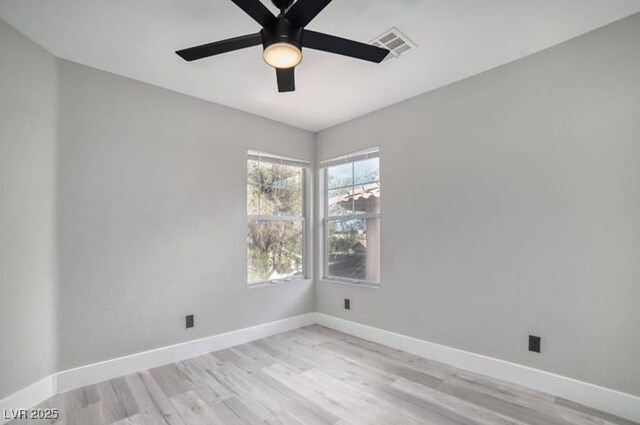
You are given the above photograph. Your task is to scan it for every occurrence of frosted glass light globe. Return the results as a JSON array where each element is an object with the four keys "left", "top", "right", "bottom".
[{"left": 263, "top": 42, "right": 302, "bottom": 69}]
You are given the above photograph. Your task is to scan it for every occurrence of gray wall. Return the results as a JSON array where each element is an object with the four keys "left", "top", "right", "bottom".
[
  {"left": 0, "top": 20, "right": 58, "bottom": 398},
  {"left": 315, "top": 13, "right": 640, "bottom": 396},
  {"left": 2, "top": 17, "right": 315, "bottom": 387},
  {"left": 56, "top": 60, "right": 315, "bottom": 370}
]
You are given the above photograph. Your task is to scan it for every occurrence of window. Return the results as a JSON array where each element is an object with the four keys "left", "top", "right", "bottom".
[
  {"left": 247, "top": 151, "right": 307, "bottom": 284},
  {"left": 322, "top": 149, "right": 380, "bottom": 284}
]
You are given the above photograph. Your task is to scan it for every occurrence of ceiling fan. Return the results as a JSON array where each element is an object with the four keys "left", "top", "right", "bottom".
[{"left": 176, "top": 0, "right": 390, "bottom": 93}]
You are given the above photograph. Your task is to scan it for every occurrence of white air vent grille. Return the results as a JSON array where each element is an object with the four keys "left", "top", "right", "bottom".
[{"left": 371, "top": 27, "right": 416, "bottom": 61}]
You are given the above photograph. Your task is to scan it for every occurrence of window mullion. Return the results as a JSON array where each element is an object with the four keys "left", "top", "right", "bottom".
[
  {"left": 326, "top": 213, "right": 379, "bottom": 221},
  {"left": 248, "top": 215, "right": 304, "bottom": 222},
  {"left": 351, "top": 161, "right": 355, "bottom": 214}
]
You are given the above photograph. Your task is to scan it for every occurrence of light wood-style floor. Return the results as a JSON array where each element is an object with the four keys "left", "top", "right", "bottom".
[{"left": 10, "top": 325, "right": 637, "bottom": 425}]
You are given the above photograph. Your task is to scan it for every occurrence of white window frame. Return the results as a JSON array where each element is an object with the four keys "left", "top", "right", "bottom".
[
  {"left": 247, "top": 150, "right": 309, "bottom": 286},
  {"left": 320, "top": 147, "right": 380, "bottom": 286}
]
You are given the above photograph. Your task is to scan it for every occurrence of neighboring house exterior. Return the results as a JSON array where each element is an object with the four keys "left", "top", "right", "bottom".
[{"left": 330, "top": 183, "right": 380, "bottom": 281}]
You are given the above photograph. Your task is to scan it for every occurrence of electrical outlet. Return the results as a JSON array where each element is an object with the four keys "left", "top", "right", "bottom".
[
  {"left": 186, "top": 314, "right": 194, "bottom": 329},
  {"left": 344, "top": 298, "right": 351, "bottom": 310},
  {"left": 529, "top": 335, "right": 541, "bottom": 353}
]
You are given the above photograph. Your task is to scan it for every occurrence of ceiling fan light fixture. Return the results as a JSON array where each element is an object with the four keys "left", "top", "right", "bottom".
[
  {"left": 263, "top": 42, "right": 302, "bottom": 69},
  {"left": 177, "top": 0, "right": 390, "bottom": 92}
]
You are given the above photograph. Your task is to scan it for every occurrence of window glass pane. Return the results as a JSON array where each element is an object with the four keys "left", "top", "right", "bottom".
[
  {"left": 247, "top": 159, "right": 262, "bottom": 187},
  {"left": 258, "top": 190, "right": 277, "bottom": 215},
  {"left": 274, "top": 168, "right": 302, "bottom": 216},
  {"left": 328, "top": 187, "right": 353, "bottom": 216},
  {"left": 247, "top": 184, "right": 260, "bottom": 215},
  {"left": 328, "top": 162, "right": 353, "bottom": 189},
  {"left": 327, "top": 218, "right": 380, "bottom": 282},
  {"left": 271, "top": 163, "right": 300, "bottom": 188},
  {"left": 351, "top": 182, "right": 380, "bottom": 214},
  {"left": 247, "top": 160, "right": 302, "bottom": 216},
  {"left": 354, "top": 157, "right": 379, "bottom": 184},
  {"left": 247, "top": 160, "right": 275, "bottom": 214},
  {"left": 247, "top": 220, "right": 303, "bottom": 283}
]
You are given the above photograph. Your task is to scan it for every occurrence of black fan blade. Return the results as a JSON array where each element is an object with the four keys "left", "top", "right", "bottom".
[
  {"left": 276, "top": 68, "right": 295, "bottom": 92},
  {"left": 230, "top": 0, "right": 276, "bottom": 26},
  {"left": 176, "top": 33, "right": 262, "bottom": 61},
  {"left": 303, "top": 30, "right": 389, "bottom": 63},
  {"left": 285, "top": 0, "right": 332, "bottom": 27}
]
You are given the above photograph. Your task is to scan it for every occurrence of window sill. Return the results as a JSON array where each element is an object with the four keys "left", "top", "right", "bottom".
[
  {"left": 248, "top": 278, "right": 311, "bottom": 289},
  {"left": 319, "top": 278, "right": 380, "bottom": 289}
]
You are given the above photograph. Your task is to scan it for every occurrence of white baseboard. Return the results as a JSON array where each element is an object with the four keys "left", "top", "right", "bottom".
[
  {"left": 0, "top": 376, "right": 57, "bottom": 424},
  {"left": 315, "top": 313, "right": 640, "bottom": 423},
  {"left": 0, "top": 313, "right": 316, "bottom": 425},
  {"left": 57, "top": 313, "right": 316, "bottom": 393},
  {"left": 3, "top": 312, "right": 639, "bottom": 424}
]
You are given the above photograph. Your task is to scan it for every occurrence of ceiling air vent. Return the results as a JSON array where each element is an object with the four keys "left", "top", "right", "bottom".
[{"left": 371, "top": 27, "right": 416, "bottom": 61}]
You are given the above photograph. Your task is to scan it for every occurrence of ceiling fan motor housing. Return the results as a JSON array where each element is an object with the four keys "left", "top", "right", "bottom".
[{"left": 261, "top": 17, "right": 303, "bottom": 51}]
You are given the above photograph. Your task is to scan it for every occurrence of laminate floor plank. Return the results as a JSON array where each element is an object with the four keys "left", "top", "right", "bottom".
[
  {"left": 8, "top": 326, "right": 637, "bottom": 425},
  {"left": 307, "top": 328, "right": 455, "bottom": 381},
  {"left": 276, "top": 342, "right": 464, "bottom": 425},
  {"left": 94, "top": 379, "right": 133, "bottom": 424},
  {"left": 392, "top": 377, "right": 533, "bottom": 425},
  {"left": 173, "top": 359, "right": 229, "bottom": 405},
  {"left": 319, "top": 339, "right": 446, "bottom": 388},
  {"left": 440, "top": 375, "right": 619, "bottom": 425},
  {"left": 133, "top": 370, "right": 187, "bottom": 425},
  {"left": 269, "top": 333, "right": 464, "bottom": 425},
  {"left": 262, "top": 363, "right": 386, "bottom": 425},
  {"left": 554, "top": 398, "right": 639, "bottom": 425},
  {"left": 435, "top": 378, "right": 572, "bottom": 425},
  {"left": 168, "top": 391, "right": 225, "bottom": 425},
  {"left": 148, "top": 365, "right": 192, "bottom": 399}
]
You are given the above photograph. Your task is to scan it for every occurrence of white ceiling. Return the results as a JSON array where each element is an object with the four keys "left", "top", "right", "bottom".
[{"left": 1, "top": 0, "right": 639, "bottom": 131}]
